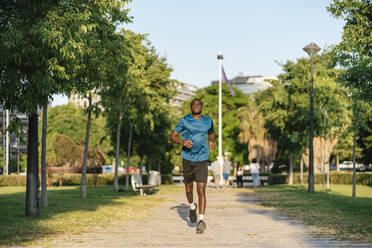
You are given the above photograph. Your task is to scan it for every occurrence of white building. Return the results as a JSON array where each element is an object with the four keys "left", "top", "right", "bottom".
[
  {"left": 68, "top": 94, "right": 101, "bottom": 108},
  {"left": 170, "top": 82, "right": 198, "bottom": 108},
  {"left": 212, "top": 73, "right": 274, "bottom": 95}
]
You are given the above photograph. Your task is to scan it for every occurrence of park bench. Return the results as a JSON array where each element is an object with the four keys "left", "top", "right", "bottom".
[
  {"left": 131, "top": 174, "right": 156, "bottom": 195},
  {"left": 172, "top": 175, "right": 214, "bottom": 184},
  {"left": 232, "top": 175, "right": 268, "bottom": 186}
]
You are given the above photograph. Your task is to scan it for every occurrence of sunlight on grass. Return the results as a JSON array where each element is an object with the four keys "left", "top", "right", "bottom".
[
  {"left": 253, "top": 184, "right": 372, "bottom": 243},
  {"left": 0, "top": 185, "right": 178, "bottom": 246}
]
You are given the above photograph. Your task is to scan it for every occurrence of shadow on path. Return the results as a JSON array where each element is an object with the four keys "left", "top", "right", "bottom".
[{"left": 170, "top": 203, "right": 197, "bottom": 228}]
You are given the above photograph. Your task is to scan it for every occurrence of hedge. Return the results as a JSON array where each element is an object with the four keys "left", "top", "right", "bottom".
[
  {"left": 268, "top": 172, "right": 372, "bottom": 186},
  {"left": 0, "top": 173, "right": 174, "bottom": 187}
]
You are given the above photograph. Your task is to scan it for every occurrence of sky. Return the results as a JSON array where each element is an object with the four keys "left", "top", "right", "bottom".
[{"left": 52, "top": 0, "right": 345, "bottom": 106}]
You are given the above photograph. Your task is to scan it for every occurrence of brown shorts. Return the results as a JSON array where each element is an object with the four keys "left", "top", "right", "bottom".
[{"left": 182, "top": 159, "right": 208, "bottom": 184}]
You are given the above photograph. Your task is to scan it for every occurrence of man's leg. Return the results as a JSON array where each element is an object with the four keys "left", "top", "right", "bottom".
[
  {"left": 185, "top": 182, "right": 193, "bottom": 204},
  {"left": 196, "top": 182, "right": 206, "bottom": 215},
  {"left": 185, "top": 182, "right": 197, "bottom": 223},
  {"left": 196, "top": 182, "right": 207, "bottom": 233}
]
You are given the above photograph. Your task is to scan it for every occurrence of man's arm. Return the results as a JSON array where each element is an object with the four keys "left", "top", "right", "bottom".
[
  {"left": 208, "top": 132, "right": 215, "bottom": 152},
  {"left": 170, "top": 131, "right": 192, "bottom": 148}
]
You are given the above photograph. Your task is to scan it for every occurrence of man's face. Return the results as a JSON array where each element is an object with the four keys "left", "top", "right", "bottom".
[{"left": 191, "top": 100, "right": 202, "bottom": 115}]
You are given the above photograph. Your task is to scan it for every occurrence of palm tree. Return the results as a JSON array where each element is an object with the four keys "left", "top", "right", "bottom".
[{"left": 237, "top": 103, "right": 277, "bottom": 170}]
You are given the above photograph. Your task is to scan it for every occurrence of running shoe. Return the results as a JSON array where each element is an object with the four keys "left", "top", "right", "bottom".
[
  {"left": 196, "top": 220, "right": 206, "bottom": 234},
  {"left": 189, "top": 203, "right": 197, "bottom": 223}
]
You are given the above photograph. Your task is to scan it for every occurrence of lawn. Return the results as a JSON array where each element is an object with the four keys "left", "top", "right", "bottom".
[
  {"left": 252, "top": 184, "right": 372, "bottom": 243},
  {"left": 0, "top": 185, "right": 174, "bottom": 246}
]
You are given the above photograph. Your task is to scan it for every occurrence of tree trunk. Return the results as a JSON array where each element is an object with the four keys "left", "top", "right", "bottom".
[
  {"left": 125, "top": 121, "right": 134, "bottom": 190},
  {"left": 148, "top": 158, "right": 152, "bottom": 173},
  {"left": 139, "top": 156, "right": 143, "bottom": 177},
  {"left": 300, "top": 157, "right": 304, "bottom": 186},
  {"left": 2, "top": 106, "right": 5, "bottom": 171},
  {"left": 41, "top": 105, "right": 48, "bottom": 207},
  {"left": 81, "top": 96, "right": 92, "bottom": 198},
  {"left": 327, "top": 159, "right": 330, "bottom": 189},
  {"left": 336, "top": 154, "right": 339, "bottom": 171},
  {"left": 322, "top": 113, "right": 326, "bottom": 192},
  {"left": 114, "top": 110, "right": 123, "bottom": 192},
  {"left": 352, "top": 120, "right": 357, "bottom": 198},
  {"left": 288, "top": 155, "right": 293, "bottom": 185},
  {"left": 25, "top": 113, "right": 39, "bottom": 216}
]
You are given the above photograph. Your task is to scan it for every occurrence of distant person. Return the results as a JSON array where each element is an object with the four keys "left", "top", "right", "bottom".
[
  {"left": 210, "top": 159, "right": 221, "bottom": 189},
  {"left": 236, "top": 163, "right": 244, "bottom": 188},
  {"left": 250, "top": 159, "right": 260, "bottom": 188},
  {"left": 169, "top": 99, "right": 215, "bottom": 234},
  {"left": 223, "top": 155, "right": 232, "bottom": 186}
]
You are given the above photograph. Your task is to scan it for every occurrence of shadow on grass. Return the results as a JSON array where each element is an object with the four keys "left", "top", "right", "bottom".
[
  {"left": 0, "top": 185, "right": 157, "bottom": 246},
  {"left": 235, "top": 185, "right": 372, "bottom": 245}
]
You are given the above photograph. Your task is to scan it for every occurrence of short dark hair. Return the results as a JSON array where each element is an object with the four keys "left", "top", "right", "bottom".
[
  {"left": 190, "top": 99, "right": 203, "bottom": 107},
  {"left": 252, "top": 158, "right": 257, "bottom": 163}
]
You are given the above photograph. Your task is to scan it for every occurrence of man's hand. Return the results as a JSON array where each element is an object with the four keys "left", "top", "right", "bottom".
[
  {"left": 183, "top": 140, "right": 193, "bottom": 148},
  {"left": 209, "top": 141, "right": 215, "bottom": 152}
]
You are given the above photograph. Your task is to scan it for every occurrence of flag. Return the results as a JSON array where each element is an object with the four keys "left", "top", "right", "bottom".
[{"left": 222, "top": 66, "right": 235, "bottom": 96}]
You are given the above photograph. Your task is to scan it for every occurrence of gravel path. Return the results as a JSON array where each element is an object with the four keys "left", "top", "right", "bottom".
[{"left": 38, "top": 185, "right": 371, "bottom": 248}]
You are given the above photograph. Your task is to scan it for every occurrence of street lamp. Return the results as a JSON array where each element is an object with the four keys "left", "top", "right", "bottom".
[{"left": 303, "top": 42, "right": 320, "bottom": 194}]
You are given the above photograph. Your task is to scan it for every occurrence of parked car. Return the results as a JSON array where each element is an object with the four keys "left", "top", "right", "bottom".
[
  {"left": 101, "top": 165, "right": 138, "bottom": 174},
  {"left": 102, "top": 165, "right": 114, "bottom": 173},
  {"left": 356, "top": 165, "right": 367, "bottom": 172},
  {"left": 340, "top": 161, "right": 366, "bottom": 171},
  {"left": 339, "top": 161, "right": 354, "bottom": 170}
]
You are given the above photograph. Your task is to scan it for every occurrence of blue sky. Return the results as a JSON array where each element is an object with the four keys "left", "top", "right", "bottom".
[{"left": 52, "top": 0, "right": 344, "bottom": 106}]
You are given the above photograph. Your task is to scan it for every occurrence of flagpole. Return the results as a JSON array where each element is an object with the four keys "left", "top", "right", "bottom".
[{"left": 217, "top": 52, "right": 224, "bottom": 185}]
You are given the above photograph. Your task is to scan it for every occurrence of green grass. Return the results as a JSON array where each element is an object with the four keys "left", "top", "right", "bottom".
[
  {"left": 250, "top": 184, "right": 372, "bottom": 243},
  {"left": 0, "top": 185, "right": 174, "bottom": 246}
]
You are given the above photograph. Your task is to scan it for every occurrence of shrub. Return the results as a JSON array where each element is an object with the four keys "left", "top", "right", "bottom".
[
  {"left": 268, "top": 172, "right": 372, "bottom": 185},
  {"left": 0, "top": 173, "right": 175, "bottom": 186}
]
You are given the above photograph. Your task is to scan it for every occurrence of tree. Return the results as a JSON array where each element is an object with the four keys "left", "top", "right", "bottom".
[
  {"left": 236, "top": 100, "right": 277, "bottom": 171},
  {"left": 1, "top": 1, "right": 131, "bottom": 212},
  {"left": 328, "top": 0, "right": 372, "bottom": 101},
  {"left": 0, "top": 1, "right": 87, "bottom": 216},
  {"left": 104, "top": 31, "right": 176, "bottom": 190},
  {"left": 358, "top": 107, "right": 372, "bottom": 165},
  {"left": 257, "top": 53, "right": 349, "bottom": 187},
  {"left": 40, "top": 103, "right": 113, "bottom": 166},
  {"left": 328, "top": 0, "right": 371, "bottom": 197}
]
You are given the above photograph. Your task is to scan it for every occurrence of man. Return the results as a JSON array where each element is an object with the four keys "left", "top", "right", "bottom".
[
  {"left": 223, "top": 155, "right": 232, "bottom": 186},
  {"left": 170, "top": 99, "right": 215, "bottom": 234},
  {"left": 250, "top": 158, "right": 260, "bottom": 188},
  {"left": 210, "top": 159, "right": 221, "bottom": 189}
]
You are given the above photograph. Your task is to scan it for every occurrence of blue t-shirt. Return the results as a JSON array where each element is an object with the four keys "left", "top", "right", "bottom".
[{"left": 174, "top": 114, "right": 214, "bottom": 162}]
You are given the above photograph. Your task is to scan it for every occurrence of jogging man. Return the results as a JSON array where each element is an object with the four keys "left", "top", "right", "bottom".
[{"left": 170, "top": 99, "right": 215, "bottom": 234}]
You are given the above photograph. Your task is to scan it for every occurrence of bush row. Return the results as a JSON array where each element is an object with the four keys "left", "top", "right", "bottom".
[
  {"left": 268, "top": 172, "right": 372, "bottom": 185},
  {"left": 0, "top": 173, "right": 174, "bottom": 187}
]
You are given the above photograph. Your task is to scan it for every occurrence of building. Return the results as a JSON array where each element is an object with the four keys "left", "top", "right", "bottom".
[
  {"left": 0, "top": 104, "right": 48, "bottom": 173},
  {"left": 170, "top": 82, "right": 198, "bottom": 108},
  {"left": 0, "top": 107, "right": 28, "bottom": 156},
  {"left": 68, "top": 94, "right": 101, "bottom": 108},
  {"left": 212, "top": 73, "right": 275, "bottom": 95}
]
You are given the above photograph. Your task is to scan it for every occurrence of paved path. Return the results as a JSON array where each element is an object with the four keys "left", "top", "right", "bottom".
[{"left": 40, "top": 186, "right": 371, "bottom": 248}]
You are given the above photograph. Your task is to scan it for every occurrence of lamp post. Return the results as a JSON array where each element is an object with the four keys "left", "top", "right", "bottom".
[
  {"left": 303, "top": 43, "right": 320, "bottom": 194},
  {"left": 217, "top": 52, "right": 224, "bottom": 185}
]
